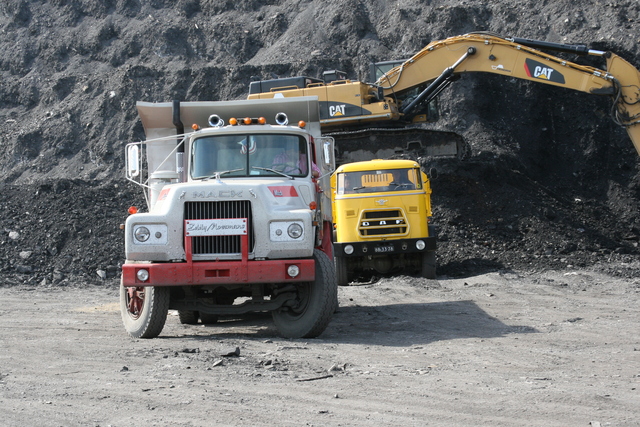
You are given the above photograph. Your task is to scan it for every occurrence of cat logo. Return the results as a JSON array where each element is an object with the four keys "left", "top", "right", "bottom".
[
  {"left": 535, "top": 67, "right": 554, "bottom": 79},
  {"left": 329, "top": 104, "right": 346, "bottom": 117},
  {"left": 524, "top": 58, "right": 565, "bottom": 84}
]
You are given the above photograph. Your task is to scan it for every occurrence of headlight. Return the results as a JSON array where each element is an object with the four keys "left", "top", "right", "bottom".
[
  {"left": 344, "top": 245, "right": 354, "bottom": 255},
  {"left": 131, "top": 224, "right": 169, "bottom": 245},
  {"left": 270, "top": 221, "right": 305, "bottom": 241},
  {"left": 287, "top": 223, "right": 303, "bottom": 239},
  {"left": 416, "top": 240, "right": 426, "bottom": 250},
  {"left": 134, "top": 226, "right": 150, "bottom": 242}
]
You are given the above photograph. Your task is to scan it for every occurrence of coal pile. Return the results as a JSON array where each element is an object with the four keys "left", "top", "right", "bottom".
[{"left": 1, "top": 1, "right": 638, "bottom": 286}]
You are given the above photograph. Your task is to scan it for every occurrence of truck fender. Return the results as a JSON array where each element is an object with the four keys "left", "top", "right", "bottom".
[{"left": 317, "top": 220, "right": 333, "bottom": 259}]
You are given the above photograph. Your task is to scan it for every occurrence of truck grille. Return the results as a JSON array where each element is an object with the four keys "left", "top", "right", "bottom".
[
  {"left": 184, "top": 201, "right": 254, "bottom": 255},
  {"left": 359, "top": 209, "right": 408, "bottom": 236}
]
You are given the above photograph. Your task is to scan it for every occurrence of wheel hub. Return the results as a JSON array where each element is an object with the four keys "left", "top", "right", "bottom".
[{"left": 126, "top": 287, "right": 145, "bottom": 319}]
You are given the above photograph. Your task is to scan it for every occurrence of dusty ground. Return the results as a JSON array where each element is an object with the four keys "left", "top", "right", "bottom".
[{"left": 1, "top": 264, "right": 639, "bottom": 426}]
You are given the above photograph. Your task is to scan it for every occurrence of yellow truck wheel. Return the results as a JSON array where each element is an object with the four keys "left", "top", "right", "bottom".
[
  {"left": 421, "top": 251, "right": 436, "bottom": 279},
  {"left": 335, "top": 256, "right": 350, "bottom": 286}
]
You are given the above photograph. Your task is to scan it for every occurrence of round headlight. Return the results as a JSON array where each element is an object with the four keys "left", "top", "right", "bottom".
[
  {"left": 287, "top": 223, "right": 303, "bottom": 239},
  {"left": 344, "top": 244, "right": 354, "bottom": 255},
  {"left": 136, "top": 269, "right": 149, "bottom": 282},
  {"left": 134, "top": 226, "right": 150, "bottom": 242},
  {"left": 416, "top": 240, "right": 426, "bottom": 250},
  {"left": 287, "top": 265, "right": 300, "bottom": 278}
]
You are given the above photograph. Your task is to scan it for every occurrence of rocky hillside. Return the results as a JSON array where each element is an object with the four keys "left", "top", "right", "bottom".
[{"left": 1, "top": 0, "right": 639, "bottom": 286}]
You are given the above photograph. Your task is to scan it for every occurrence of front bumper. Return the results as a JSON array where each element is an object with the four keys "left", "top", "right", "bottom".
[
  {"left": 122, "top": 258, "right": 315, "bottom": 287},
  {"left": 333, "top": 237, "right": 436, "bottom": 258}
]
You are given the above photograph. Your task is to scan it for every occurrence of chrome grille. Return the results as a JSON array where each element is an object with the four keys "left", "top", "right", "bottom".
[
  {"left": 359, "top": 209, "right": 408, "bottom": 236},
  {"left": 184, "top": 201, "right": 254, "bottom": 255}
]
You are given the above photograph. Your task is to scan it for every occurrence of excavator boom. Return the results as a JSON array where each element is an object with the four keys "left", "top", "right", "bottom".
[{"left": 379, "top": 33, "right": 640, "bottom": 154}]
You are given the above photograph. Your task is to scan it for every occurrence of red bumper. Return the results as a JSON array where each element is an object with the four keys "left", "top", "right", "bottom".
[{"left": 122, "top": 258, "right": 315, "bottom": 287}]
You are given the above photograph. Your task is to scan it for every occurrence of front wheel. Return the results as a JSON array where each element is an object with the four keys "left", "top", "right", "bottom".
[
  {"left": 335, "top": 256, "right": 350, "bottom": 286},
  {"left": 272, "top": 249, "right": 337, "bottom": 338},
  {"left": 421, "top": 251, "right": 436, "bottom": 280},
  {"left": 120, "top": 280, "right": 170, "bottom": 338}
]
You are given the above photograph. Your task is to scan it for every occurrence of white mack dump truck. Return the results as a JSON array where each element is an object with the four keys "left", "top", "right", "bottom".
[{"left": 120, "top": 96, "right": 338, "bottom": 339}]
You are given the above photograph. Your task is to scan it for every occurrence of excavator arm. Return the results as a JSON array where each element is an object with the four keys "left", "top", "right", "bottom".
[{"left": 378, "top": 33, "right": 640, "bottom": 155}]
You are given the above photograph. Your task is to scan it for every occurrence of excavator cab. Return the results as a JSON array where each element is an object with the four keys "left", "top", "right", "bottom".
[
  {"left": 369, "top": 59, "right": 440, "bottom": 123},
  {"left": 369, "top": 59, "right": 405, "bottom": 83}
]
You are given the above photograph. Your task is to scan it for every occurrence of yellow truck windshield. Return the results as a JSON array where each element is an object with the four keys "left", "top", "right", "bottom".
[{"left": 337, "top": 168, "right": 422, "bottom": 195}]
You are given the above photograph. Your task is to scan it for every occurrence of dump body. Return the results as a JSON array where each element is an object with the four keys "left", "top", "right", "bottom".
[
  {"left": 120, "top": 97, "right": 338, "bottom": 339},
  {"left": 331, "top": 159, "right": 437, "bottom": 284}
]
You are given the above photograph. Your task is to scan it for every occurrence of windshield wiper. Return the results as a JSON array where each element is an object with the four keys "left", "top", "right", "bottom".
[
  {"left": 390, "top": 182, "right": 412, "bottom": 188},
  {"left": 201, "top": 168, "right": 245, "bottom": 180},
  {"left": 251, "top": 166, "right": 293, "bottom": 179}
]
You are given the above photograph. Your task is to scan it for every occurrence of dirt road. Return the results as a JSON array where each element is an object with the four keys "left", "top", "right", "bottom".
[{"left": 1, "top": 264, "right": 638, "bottom": 426}]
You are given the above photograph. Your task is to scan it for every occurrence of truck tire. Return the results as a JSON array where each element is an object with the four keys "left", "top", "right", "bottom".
[
  {"left": 198, "top": 312, "right": 219, "bottom": 324},
  {"left": 178, "top": 310, "right": 218, "bottom": 325},
  {"left": 178, "top": 310, "right": 199, "bottom": 325},
  {"left": 335, "top": 256, "right": 350, "bottom": 286},
  {"left": 272, "top": 249, "right": 337, "bottom": 338},
  {"left": 120, "top": 281, "right": 170, "bottom": 339},
  {"left": 421, "top": 250, "right": 437, "bottom": 280}
]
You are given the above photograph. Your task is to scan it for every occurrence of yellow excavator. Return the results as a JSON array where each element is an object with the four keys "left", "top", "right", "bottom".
[{"left": 247, "top": 32, "right": 640, "bottom": 161}]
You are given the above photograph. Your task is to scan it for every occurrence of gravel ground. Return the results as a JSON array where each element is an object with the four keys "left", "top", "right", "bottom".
[{"left": 1, "top": 265, "right": 639, "bottom": 426}]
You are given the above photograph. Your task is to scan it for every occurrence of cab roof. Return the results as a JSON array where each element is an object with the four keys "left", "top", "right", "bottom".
[{"left": 335, "top": 159, "right": 420, "bottom": 173}]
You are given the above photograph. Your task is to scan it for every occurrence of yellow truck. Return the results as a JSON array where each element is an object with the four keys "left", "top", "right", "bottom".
[{"left": 331, "top": 159, "right": 436, "bottom": 284}]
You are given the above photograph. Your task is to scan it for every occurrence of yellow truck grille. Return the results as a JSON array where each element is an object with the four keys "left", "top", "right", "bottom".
[
  {"left": 358, "top": 209, "right": 408, "bottom": 237},
  {"left": 184, "top": 201, "right": 255, "bottom": 255}
]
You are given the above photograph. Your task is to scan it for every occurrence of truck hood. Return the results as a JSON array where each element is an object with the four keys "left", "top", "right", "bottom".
[{"left": 152, "top": 178, "right": 316, "bottom": 213}]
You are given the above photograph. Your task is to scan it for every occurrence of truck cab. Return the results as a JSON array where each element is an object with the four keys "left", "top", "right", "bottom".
[
  {"left": 331, "top": 159, "right": 437, "bottom": 284},
  {"left": 120, "top": 97, "right": 338, "bottom": 339}
]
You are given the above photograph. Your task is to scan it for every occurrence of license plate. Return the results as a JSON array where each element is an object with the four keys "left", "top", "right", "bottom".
[{"left": 374, "top": 244, "right": 394, "bottom": 253}]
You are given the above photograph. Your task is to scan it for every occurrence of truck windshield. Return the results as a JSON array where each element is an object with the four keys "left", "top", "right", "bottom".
[
  {"left": 191, "top": 133, "right": 310, "bottom": 179},
  {"left": 337, "top": 168, "right": 422, "bottom": 195}
]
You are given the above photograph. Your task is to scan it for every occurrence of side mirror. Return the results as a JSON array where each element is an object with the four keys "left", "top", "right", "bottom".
[
  {"left": 320, "top": 136, "right": 335, "bottom": 170},
  {"left": 126, "top": 144, "right": 140, "bottom": 178}
]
